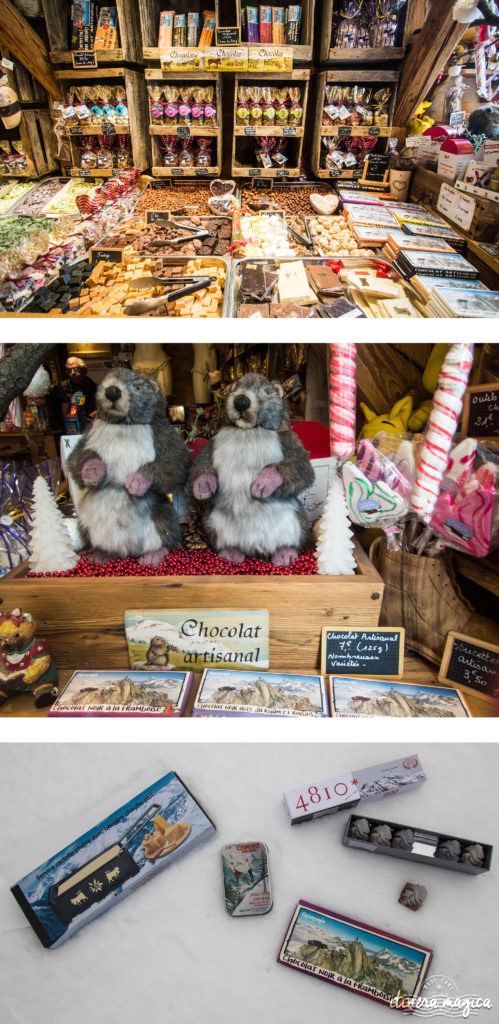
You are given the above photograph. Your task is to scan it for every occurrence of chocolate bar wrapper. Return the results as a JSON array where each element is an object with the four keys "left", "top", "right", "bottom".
[
  {"left": 11, "top": 772, "right": 215, "bottom": 948},
  {"left": 285, "top": 5, "right": 302, "bottom": 45},
  {"left": 272, "top": 7, "right": 285, "bottom": 44},
  {"left": 187, "top": 12, "right": 201, "bottom": 47},
  {"left": 259, "top": 6, "right": 272, "bottom": 43},
  {"left": 173, "top": 14, "right": 187, "bottom": 47},
  {"left": 245, "top": 7, "right": 259, "bottom": 43},
  {"left": 158, "top": 10, "right": 174, "bottom": 48}
]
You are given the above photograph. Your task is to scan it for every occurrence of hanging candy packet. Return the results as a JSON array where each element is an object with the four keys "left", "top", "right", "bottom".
[
  {"left": 149, "top": 85, "right": 164, "bottom": 125},
  {"left": 178, "top": 86, "right": 192, "bottom": 125},
  {"left": 164, "top": 86, "right": 179, "bottom": 127},
  {"left": 323, "top": 139, "right": 345, "bottom": 170},
  {"left": 114, "top": 86, "right": 129, "bottom": 125},
  {"left": 191, "top": 87, "right": 205, "bottom": 127},
  {"left": 249, "top": 87, "right": 263, "bottom": 126},
  {"left": 261, "top": 87, "right": 276, "bottom": 128},
  {"left": 160, "top": 135, "right": 180, "bottom": 166},
  {"left": 343, "top": 433, "right": 415, "bottom": 547},
  {"left": 196, "top": 138, "right": 212, "bottom": 166},
  {"left": 419, "top": 439, "right": 499, "bottom": 559},
  {"left": 274, "top": 88, "right": 289, "bottom": 127},
  {"left": 288, "top": 87, "right": 303, "bottom": 127},
  {"left": 334, "top": 0, "right": 363, "bottom": 47},
  {"left": 179, "top": 137, "right": 195, "bottom": 166},
  {"left": 256, "top": 137, "right": 275, "bottom": 168},
  {"left": 204, "top": 86, "right": 217, "bottom": 127},
  {"left": 272, "top": 139, "right": 288, "bottom": 165}
]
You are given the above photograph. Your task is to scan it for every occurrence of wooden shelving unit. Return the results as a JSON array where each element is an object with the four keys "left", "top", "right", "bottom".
[
  {"left": 144, "top": 69, "right": 222, "bottom": 178},
  {"left": 41, "top": 0, "right": 143, "bottom": 65},
  {"left": 319, "top": 0, "right": 411, "bottom": 64},
  {"left": 311, "top": 69, "right": 401, "bottom": 180},
  {"left": 232, "top": 70, "right": 309, "bottom": 179},
  {"left": 0, "top": 109, "right": 58, "bottom": 179},
  {"left": 235, "top": 0, "right": 315, "bottom": 63},
  {"left": 0, "top": 44, "right": 47, "bottom": 104},
  {"left": 139, "top": 0, "right": 222, "bottom": 61},
  {"left": 54, "top": 67, "right": 151, "bottom": 175}
]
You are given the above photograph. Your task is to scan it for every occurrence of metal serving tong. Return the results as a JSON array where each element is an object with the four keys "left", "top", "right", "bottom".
[
  {"left": 287, "top": 219, "right": 314, "bottom": 251},
  {"left": 124, "top": 276, "right": 212, "bottom": 316}
]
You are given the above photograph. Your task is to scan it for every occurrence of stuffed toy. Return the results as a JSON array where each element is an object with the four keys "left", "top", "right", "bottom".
[
  {"left": 0, "top": 608, "right": 58, "bottom": 708},
  {"left": 67, "top": 366, "right": 190, "bottom": 565},
  {"left": 359, "top": 396, "right": 414, "bottom": 439},
  {"left": 190, "top": 372, "right": 314, "bottom": 565}
]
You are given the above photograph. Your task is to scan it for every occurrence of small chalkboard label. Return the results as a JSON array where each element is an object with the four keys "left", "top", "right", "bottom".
[
  {"left": 461, "top": 384, "right": 499, "bottom": 440},
  {"left": 321, "top": 627, "right": 405, "bottom": 678},
  {"left": 362, "top": 154, "right": 390, "bottom": 183},
  {"left": 195, "top": 168, "right": 209, "bottom": 176},
  {"left": 283, "top": 126, "right": 296, "bottom": 137},
  {"left": 70, "top": 125, "right": 83, "bottom": 136},
  {"left": 439, "top": 632, "right": 499, "bottom": 701},
  {"left": 101, "top": 122, "right": 116, "bottom": 135},
  {"left": 72, "top": 168, "right": 90, "bottom": 177},
  {"left": 146, "top": 211, "right": 170, "bottom": 223},
  {"left": 253, "top": 178, "right": 271, "bottom": 189},
  {"left": 338, "top": 126, "right": 351, "bottom": 137},
  {"left": 72, "top": 50, "right": 98, "bottom": 69},
  {"left": 90, "top": 248, "right": 124, "bottom": 266},
  {"left": 276, "top": 169, "right": 289, "bottom": 177},
  {"left": 249, "top": 168, "right": 262, "bottom": 176},
  {"left": 171, "top": 168, "right": 184, "bottom": 175},
  {"left": 177, "top": 125, "right": 191, "bottom": 138},
  {"left": 370, "top": 127, "right": 381, "bottom": 137},
  {"left": 245, "top": 126, "right": 256, "bottom": 136},
  {"left": 216, "top": 26, "right": 241, "bottom": 46}
]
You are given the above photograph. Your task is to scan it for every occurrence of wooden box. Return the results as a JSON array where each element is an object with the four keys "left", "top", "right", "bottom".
[
  {"left": 311, "top": 70, "right": 402, "bottom": 181},
  {"left": 232, "top": 69, "right": 309, "bottom": 179},
  {"left": 0, "top": 108, "right": 58, "bottom": 178},
  {"left": 411, "top": 167, "right": 499, "bottom": 244},
  {"left": 53, "top": 67, "right": 151, "bottom": 175},
  {"left": 319, "top": 0, "right": 412, "bottom": 64},
  {"left": 144, "top": 69, "right": 222, "bottom": 178},
  {"left": 140, "top": 0, "right": 222, "bottom": 62},
  {"left": 235, "top": 0, "right": 315, "bottom": 63},
  {"left": 0, "top": 44, "right": 47, "bottom": 104},
  {"left": 0, "top": 540, "right": 384, "bottom": 675},
  {"left": 41, "top": 0, "right": 143, "bottom": 65}
]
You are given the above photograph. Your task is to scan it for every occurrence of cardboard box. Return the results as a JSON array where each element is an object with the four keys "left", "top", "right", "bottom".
[
  {"left": 437, "top": 139, "right": 474, "bottom": 183},
  {"left": 11, "top": 772, "right": 215, "bottom": 948},
  {"left": 93, "top": 7, "right": 118, "bottom": 50},
  {"left": 284, "top": 754, "right": 426, "bottom": 824}
]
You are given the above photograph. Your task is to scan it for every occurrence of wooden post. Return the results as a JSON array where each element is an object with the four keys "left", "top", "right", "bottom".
[
  {"left": 394, "top": 3, "right": 468, "bottom": 124},
  {"left": 0, "top": 0, "right": 62, "bottom": 101}
]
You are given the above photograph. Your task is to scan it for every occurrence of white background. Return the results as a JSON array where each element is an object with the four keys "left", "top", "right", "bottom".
[{"left": 1, "top": 742, "right": 497, "bottom": 1023}]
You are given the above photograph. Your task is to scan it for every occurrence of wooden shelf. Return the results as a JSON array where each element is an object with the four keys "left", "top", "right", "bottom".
[
  {"left": 234, "top": 0, "right": 315, "bottom": 64},
  {"left": 326, "top": 46, "right": 405, "bottom": 63},
  {"left": 69, "top": 125, "right": 131, "bottom": 135},
  {"left": 319, "top": 0, "right": 411, "bottom": 64},
  {"left": 41, "top": 0, "right": 144, "bottom": 63},
  {"left": 232, "top": 70, "right": 309, "bottom": 181},
  {"left": 234, "top": 126, "right": 304, "bottom": 137},
  {"left": 151, "top": 166, "right": 221, "bottom": 178},
  {"left": 68, "top": 167, "right": 114, "bottom": 177},
  {"left": 232, "top": 166, "right": 301, "bottom": 179},
  {"left": 149, "top": 125, "right": 219, "bottom": 136},
  {"left": 50, "top": 49, "right": 124, "bottom": 65}
]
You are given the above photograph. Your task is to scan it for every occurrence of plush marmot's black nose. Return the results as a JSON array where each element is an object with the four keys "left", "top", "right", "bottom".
[
  {"left": 234, "top": 394, "right": 250, "bottom": 413},
  {"left": 105, "top": 385, "right": 121, "bottom": 403}
]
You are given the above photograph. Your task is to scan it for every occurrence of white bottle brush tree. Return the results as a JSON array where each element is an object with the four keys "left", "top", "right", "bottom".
[
  {"left": 29, "top": 476, "right": 79, "bottom": 573},
  {"left": 316, "top": 466, "right": 356, "bottom": 575}
]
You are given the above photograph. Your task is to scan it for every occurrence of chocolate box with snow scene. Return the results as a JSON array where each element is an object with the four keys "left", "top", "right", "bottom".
[
  {"left": 10, "top": 772, "right": 215, "bottom": 948},
  {"left": 284, "top": 755, "right": 426, "bottom": 824}
]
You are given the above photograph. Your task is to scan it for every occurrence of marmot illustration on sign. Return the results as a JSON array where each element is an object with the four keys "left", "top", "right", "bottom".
[
  {"left": 190, "top": 373, "right": 314, "bottom": 565},
  {"left": 67, "top": 367, "right": 190, "bottom": 565},
  {"left": 146, "top": 636, "right": 174, "bottom": 669}
]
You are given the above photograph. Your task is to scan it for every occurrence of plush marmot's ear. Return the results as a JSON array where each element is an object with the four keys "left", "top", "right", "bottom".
[
  {"left": 147, "top": 378, "right": 161, "bottom": 393},
  {"left": 271, "top": 380, "right": 284, "bottom": 397}
]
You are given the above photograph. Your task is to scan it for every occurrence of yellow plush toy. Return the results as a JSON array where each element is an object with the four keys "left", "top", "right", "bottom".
[{"left": 359, "top": 396, "right": 414, "bottom": 439}]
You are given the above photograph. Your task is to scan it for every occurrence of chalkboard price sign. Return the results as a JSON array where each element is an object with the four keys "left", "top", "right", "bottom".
[
  {"left": 245, "top": 126, "right": 256, "bottom": 136},
  {"left": 321, "top": 627, "right": 404, "bottom": 678},
  {"left": 283, "top": 126, "right": 296, "bottom": 137},
  {"left": 461, "top": 384, "right": 499, "bottom": 439},
  {"left": 90, "top": 247, "right": 124, "bottom": 266},
  {"left": 253, "top": 178, "right": 272, "bottom": 189},
  {"left": 439, "top": 632, "right": 499, "bottom": 702},
  {"left": 249, "top": 168, "right": 262, "bottom": 176},
  {"left": 177, "top": 126, "right": 190, "bottom": 138},
  {"left": 362, "top": 153, "right": 390, "bottom": 183},
  {"left": 146, "top": 211, "right": 170, "bottom": 223},
  {"left": 216, "top": 27, "right": 241, "bottom": 46},
  {"left": 72, "top": 50, "right": 98, "bottom": 69}
]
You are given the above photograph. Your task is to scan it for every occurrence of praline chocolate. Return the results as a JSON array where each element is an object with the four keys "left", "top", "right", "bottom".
[
  {"left": 436, "top": 839, "right": 461, "bottom": 861},
  {"left": 461, "top": 843, "right": 484, "bottom": 867},
  {"left": 392, "top": 828, "right": 414, "bottom": 851},
  {"left": 370, "top": 823, "right": 392, "bottom": 847},
  {"left": 349, "top": 817, "right": 370, "bottom": 841},
  {"left": 399, "top": 882, "right": 427, "bottom": 911}
]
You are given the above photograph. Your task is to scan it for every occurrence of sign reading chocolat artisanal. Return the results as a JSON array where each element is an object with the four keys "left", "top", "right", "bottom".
[{"left": 125, "top": 609, "right": 269, "bottom": 670}]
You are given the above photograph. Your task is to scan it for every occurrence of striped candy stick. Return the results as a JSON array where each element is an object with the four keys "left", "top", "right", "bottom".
[
  {"left": 411, "top": 343, "right": 474, "bottom": 523},
  {"left": 329, "top": 343, "right": 357, "bottom": 459}
]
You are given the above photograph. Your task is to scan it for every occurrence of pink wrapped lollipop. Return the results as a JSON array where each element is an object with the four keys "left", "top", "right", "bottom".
[
  {"left": 411, "top": 344, "right": 474, "bottom": 523},
  {"left": 329, "top": 343, "right": 357, "bottom": 459}
]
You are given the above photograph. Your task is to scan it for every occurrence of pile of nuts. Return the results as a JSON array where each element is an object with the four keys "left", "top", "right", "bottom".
[
  {"left": 134, "top": 184, "right": 213, "bottom": 216},
  {"left": 241, "top": 184, "right": 336, "bottom": 215},
  {"left": 307, "top": 215, "right": 375, "bottom": 257}
]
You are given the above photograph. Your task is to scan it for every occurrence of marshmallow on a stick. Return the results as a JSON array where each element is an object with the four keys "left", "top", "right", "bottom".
[{"left": 411, "top": 343, "right": 474, "bottom": 522}]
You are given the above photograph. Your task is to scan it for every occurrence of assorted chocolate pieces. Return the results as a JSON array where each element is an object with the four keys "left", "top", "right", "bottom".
[
  {"left": 344, "top": 814, "right": 492, "bottom": 874},
  {"left": 283, "top": 754, "right": 426, "bottom": 825},
  {"left": 398, "top": 883, "right": 428, "bottom": 912}
]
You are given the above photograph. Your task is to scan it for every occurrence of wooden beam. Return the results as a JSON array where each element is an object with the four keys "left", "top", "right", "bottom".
[
  {"left": 0, "top": 0, "right": 62, "bottom": 101},
  {"left": 394, "top": 2, "right": 468, "bottom": 125}
]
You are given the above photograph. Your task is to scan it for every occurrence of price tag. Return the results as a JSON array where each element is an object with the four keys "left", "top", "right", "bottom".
[
  {"left": 70, "top": 126, "right": 83, "bottom": 136},
  {"left": 439, "top": 631, "right": 499, "bottom": 701},
  {"left": 72, "top": 168, "right": 90, "bottom": 177},
  {"left": 253, "top": 178, "right": 271, "bottom": 189},
  {"left": 72, "top": 50, "right": 98, "bottom": 69},
  {"left": 283, "top": 126, "right": 296, "bottom": 137},
  {"left": 101, "top": 122, "right": 116, "bottom": 135},
  {"left": 370, "top": 126, "right": 381, "bottom": 137},
  {"left": 437, "top": 182, "right": 476, "bottom": 232},
  {"left": 249, "top": 168, "right": 262, "bottom": 176},
  {"left": 215, "top": 27, "right": 241, "bottom": 46},
  {"left": 1, "top": 58, "right": 14, "bottom": 71},
  {"left": 321, "top": 627, "right": 404, "bottom": 678},
  {"left": 245, "top": 126, "right": 256, "bottom": 136},
  {"left": 195, "top": 168, "right": 209, "bottom": 176},
  {"left": 338, "top": 126, "right": 351, "bottom": 137},
  {"left": 462, "top": 384, "right": 499, "bottom": 439},
  {"left": 171, "top": 168, "right": 184, "bottom": 175},
  {"left": 276, "top": 169, "right": 289, "bottom": 177},
  {"left": 177, "top": 126, "right": 190, "bottom": 138},
  {"left": 89, "top": 247, "right": 124, "bottom": 266},
  {"left": 146, "top": 211, "right": 170, "bottom": 223}
]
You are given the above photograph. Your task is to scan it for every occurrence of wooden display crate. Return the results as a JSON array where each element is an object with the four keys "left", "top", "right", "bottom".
[
  {"left": 235, "top": 1, "right": 315, "bottom": 63},
  {"left": 145, "top": 69, "right": 222, "bottom": 178},
  {"left": 0, "top": 45, "right": 47, "bottom": 104},
  {"left": 232, "top": 70, "right": 309, "bottom": 179},
  {"left": 0, "top": 108, "right": 58, "bottom": 179},
  {"left": 140, "top": 0, "right": 222, "bottom": 61},
  {"left": 40, "top": 0, "right": 143, "bottom": 65},
  {"left": 319, "top": 0, "right": 411, "bottom": 64},
  {"left": 54, "top": 68, "right": 151, "bottom": 175},
  {"left": 411, "top": 167, "right": 499, "bottom": 244},
  {"left": 311, "top": 69, "right": 401, "bottom": 180},
  {"left": 0, "top": 540, "right": 384, "bottom": 674}
]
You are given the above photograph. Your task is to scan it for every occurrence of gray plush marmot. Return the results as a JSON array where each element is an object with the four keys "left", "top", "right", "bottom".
[
  {"left": 67, "top": 367, "right": 190, "bottom": 565},
  {"left": 190, "top": 373, "right": 314, "bottom": 565}
]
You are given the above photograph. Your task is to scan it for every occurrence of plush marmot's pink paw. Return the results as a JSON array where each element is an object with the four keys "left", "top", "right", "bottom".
[
  {"left": 272, "top": 546, "right": 299, "bottom": 567},
  {"left": 86, "top": 548, "right": 111, "bottom": 564},
  {"left": 218, "top": 548, "right": 246, "bottom": 564},
  {"left": 138, "top": 547, "right": 168, "bottom": 567},
  {"left": 251, "top": 466, "right": 283, "bottom": 499},
  {"left": 193, "top": 473, "right": 218, "bottom": 500},
  {"left": 126, "top": 470, "right": 151, "bottom": 496},
  {"left": 82, "top": 457, "right": 106, "bottom": 486}
]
